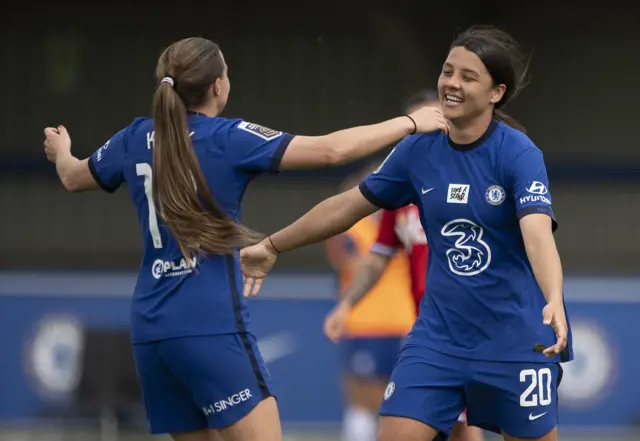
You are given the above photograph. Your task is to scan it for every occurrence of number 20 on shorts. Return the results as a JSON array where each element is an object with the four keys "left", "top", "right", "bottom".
[{"left": 520, "top": 368, "right": 552, "bottom": 407}]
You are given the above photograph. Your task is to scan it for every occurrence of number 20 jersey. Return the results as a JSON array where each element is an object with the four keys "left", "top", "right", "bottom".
[
  {"left": 88, "top": 114, "right": 293, "bottom": 344},
  {"left": 360, "top": 120, "right": 573, "bottom": 364}
]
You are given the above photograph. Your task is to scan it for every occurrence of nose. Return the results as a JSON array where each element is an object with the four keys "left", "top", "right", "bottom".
[{"left": 444, "top": 75, "right": 461, "bottom": 91}]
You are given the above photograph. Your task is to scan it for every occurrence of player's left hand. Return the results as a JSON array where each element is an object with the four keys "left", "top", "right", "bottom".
[
  {"left": 43, "top": 125, "right": 72, "bottom": 163},
  {"left": 542, "top": 300, "right": 568, "bottom": 357},
  {"left": 239, "top": 239, "right": 278, "bottom": 297},
  {"left": 323, "top": 300, "right": 351, "bottom": 342}
]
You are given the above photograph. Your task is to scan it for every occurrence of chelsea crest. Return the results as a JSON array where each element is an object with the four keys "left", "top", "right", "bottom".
[{"left": 485, "top": 185, "right": 506, "bottom": 206}]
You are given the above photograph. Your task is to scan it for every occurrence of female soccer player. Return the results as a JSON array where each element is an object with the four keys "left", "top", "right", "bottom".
[
  {"left": 240, "top": 26, "right": 572, "bottom": 441},
  {"left": 42, "top": 37, "right": 449, "bottom": 441},
  {"left": 324, "top": 161, "right": 416, "bottom": 441},
  {"left": 324, "top": 90, "right": 485, "bottom": 441}
]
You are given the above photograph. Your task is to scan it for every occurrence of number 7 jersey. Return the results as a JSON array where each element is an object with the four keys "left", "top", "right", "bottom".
[
  {"left": 360, "top": 120, "right": 573, "bottom": 364},
  {"left": 88, "top": 114, "right": 293, "bottom": 343}
]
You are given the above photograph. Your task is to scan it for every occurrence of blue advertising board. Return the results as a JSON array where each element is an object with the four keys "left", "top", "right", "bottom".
[{"left": 0, "top": 272, "right": 638, "bottom": 431}]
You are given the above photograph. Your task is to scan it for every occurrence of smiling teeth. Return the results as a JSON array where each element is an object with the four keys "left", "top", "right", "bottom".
[{"left": 446, "top": 94, "right": 463, "bottom": 102}]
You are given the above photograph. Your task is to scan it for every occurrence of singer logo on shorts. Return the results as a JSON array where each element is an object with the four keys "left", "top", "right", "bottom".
[
  {"left": 520, "top": 181, "right": 551, "bottom": 206},
  {"left": 202, "top": 389, "right": 253, "bottom": 415},
  {"left": 151, "top": 256, "right": 197, "bottom": 279}
]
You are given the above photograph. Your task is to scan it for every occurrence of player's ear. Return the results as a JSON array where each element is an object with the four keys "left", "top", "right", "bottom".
[
  {"left": 212, "top": 78, "right": 222, "bottom": 97},
  {"left": 489, "top": 84, "right": 506, "bottom": 105}
]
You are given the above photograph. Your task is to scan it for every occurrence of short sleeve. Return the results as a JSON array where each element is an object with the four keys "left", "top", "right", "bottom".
[
  {"left": 359, "top": 137, "right": 416, "bottom": 211},
  {"left": 371, "top": 210, "right": 401, "bottom": 256},
  {"left": 88, "top": 128, "right": 127, "bottom": 193},
  {"left": 227, "top": 120, "right": 294, "bottom": 174},
  {"left": 509, "top": 146, "right": 558, "bottom": 231}
]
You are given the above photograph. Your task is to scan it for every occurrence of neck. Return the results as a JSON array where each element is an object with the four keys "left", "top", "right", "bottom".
[
  {"left": 190, "top": 102, "right": 222, "bottom": 118},
  {"left": 448, "top": 109, "right": 494, "bottom": 145}
]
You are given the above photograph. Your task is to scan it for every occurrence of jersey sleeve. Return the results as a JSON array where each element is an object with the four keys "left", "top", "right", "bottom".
[
  {"left": 371, "top": 210, "right": 401, "bottom": 256},
  {"left": 359, "top": 137, "right": 416, "bottom": 210},
  {"left": 227, "top": 120, "right": 295, "bottom": 174},
  {"left": 509, "top": 146, "right": 558, "bottom": 231},
  {"left": 88, "top": 127, "right": 128, "bottom": 193}
]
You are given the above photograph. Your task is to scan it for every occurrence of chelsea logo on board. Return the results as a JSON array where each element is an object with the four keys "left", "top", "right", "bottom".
[{"left": 485, "top": 185, "right": 506, "bottom": 206}]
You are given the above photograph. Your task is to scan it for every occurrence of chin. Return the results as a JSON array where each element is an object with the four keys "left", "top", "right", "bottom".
[{"left": 442, "top": 105, "right": 465, "bottom": 122}]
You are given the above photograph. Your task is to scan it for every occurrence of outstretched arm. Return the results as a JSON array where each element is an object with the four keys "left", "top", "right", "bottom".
[
  {"left": 278, "top": 106, "right": 448, "bottom": 170},
  {"left": 54, "top": 156, "right": 99, "bottom": 192},
  {"left": 241, "top": 187, "right": 378, "bottom": 297},
  {"left": 44, "top": 127, "right": 99, "bottom": 192},
  {"left": 241, "top": 135, "right": 417, "bottom": 297},
  {"left": 270, "top": 187, "right": 378, "bottom": 252},
  {"left": 280, "top": 117, "right": 414, "bottom": 169},
  {"left": 240, "top": 187, "right": 379, "bottom": 297},
  {"left": 44, "top": 125, "right": 128, "bottom": 194}
]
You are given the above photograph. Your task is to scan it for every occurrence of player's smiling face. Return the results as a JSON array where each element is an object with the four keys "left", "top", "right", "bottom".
[{"left": 437, "top": 46, "right": 506, "bottom": 123}]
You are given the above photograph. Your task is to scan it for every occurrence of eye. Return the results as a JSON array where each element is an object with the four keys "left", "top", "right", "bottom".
[
  {"left": 462, "top": 75, "right": 475, "bottom": 81},
  {"left": 442, "top": 70, "right": 453, "bottom": 76}
]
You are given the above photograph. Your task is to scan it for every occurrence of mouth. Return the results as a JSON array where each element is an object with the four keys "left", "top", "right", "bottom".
[{"left": 444, "top": 94, "right": 464, "bottom": 107}]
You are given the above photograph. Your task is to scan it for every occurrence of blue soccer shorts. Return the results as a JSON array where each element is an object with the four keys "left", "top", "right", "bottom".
[
  {"left": 339, "top": 336, "right": 405, "bottom": 379},
  {"left": 379, "top": 343, "right": 562, "bottom": 439},
  {"left": 133, "top": 332, "right": 273, "bottom": 434}
]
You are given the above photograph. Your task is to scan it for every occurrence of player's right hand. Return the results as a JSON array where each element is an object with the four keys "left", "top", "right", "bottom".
[
  {"left": 407, "top": 105, "right": 450, "bottom": 135},
  {"left": 240, "top": 240, "right": 278, "bottom": 297},
  {"left": 542, "top": 300, "right": 568, "bottom": 357},
  {"left": 43, "top": 125, "right": 72, "bottom": 163},
  {"left": 323, "top": 300, "right": 351, "bottom": 343}
]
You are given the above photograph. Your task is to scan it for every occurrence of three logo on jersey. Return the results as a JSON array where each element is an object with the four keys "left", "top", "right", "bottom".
[
  {"left": 441, "top": 219, "right": 491, "bottom": 276},
  {"left": 151, "top": 256, "right": 198, "bottom": 279},
  {"left": 440, "top": 183, "right": 501, "bottom": 276},
  {"left": 422, "top": 181, "right": 549, "bottom": 277}
]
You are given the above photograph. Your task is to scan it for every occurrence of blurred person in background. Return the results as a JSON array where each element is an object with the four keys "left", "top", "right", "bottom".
[
  {"left": 402, "top": 89, "right": 441, "bottom": 120},
  {"left": 324, "top": 90, "right": 484, "bottom": 441},
  {"left": 324, "top": 160, "right": 416, "bottom": 441},
  {"left": 241, "top": 25, "right": 572, "bottom": 441},
  {"left": 42, "top": 37, "right": 449, "bottom": 441}
]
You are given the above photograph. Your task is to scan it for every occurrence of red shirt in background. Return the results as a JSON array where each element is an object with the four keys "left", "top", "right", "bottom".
[{"left": 371, "top": 205, "right": 428, "bottom": 313}]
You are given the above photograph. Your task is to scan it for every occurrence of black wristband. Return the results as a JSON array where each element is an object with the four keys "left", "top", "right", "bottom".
[
  {"left": 405, "top": 115, "right": 417, "bottom": 135},
  {"left": 268, "top": 236, "right": 281, "bottom": 254}
]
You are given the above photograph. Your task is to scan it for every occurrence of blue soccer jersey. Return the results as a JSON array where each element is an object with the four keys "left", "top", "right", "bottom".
[
  {"left": 88, "top": 113, "right": 293, "bottom": 343},
  {"left": 360, "top": 120, "right": 573, "bottom": 363}
]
